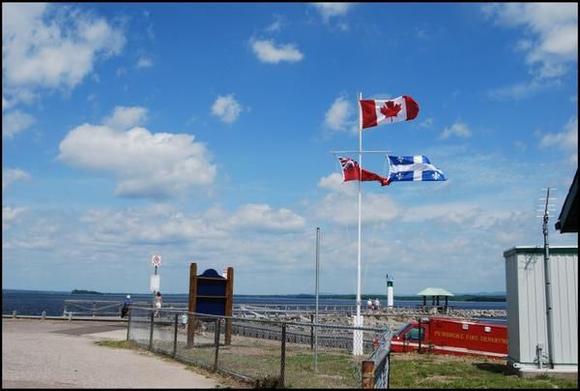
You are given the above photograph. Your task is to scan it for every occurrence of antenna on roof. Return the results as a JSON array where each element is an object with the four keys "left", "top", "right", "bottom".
[{"left": 537, "top": 187, "right": 557, "bottom": 369}]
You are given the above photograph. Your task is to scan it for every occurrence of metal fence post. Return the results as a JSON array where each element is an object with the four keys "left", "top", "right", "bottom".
[
  {"left": 280, "top": 323, "right": 286, "bottom": 387},
  {"left": 149, "top": 311, "right": 154, "bottom": 351},
  {"left": 213, "top": 319, "right": 221, "bottom": 372},
  {"left": 362, "top": 360, "right": 375, "bottom": 389},
  {"left": 310, "top": 314, "right": 314, "bottom": 350},
  {"left": 92, "top": 302, "right": 96, "bottom": 317},
  {"left": 126, "top": 308, "right": 132, "bottom": 341},
  {"left": 173, "top": 313, "right": 179, "bottom": 358}
]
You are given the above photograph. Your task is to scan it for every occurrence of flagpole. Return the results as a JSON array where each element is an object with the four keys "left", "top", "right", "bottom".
[{"left": 354, "top": 91, "right": 363, "bottom": 356}]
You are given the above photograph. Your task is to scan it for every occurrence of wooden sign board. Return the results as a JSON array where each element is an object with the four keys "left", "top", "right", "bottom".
[{"left": 187, "top": 263, "right": 234, "bottom": 346}]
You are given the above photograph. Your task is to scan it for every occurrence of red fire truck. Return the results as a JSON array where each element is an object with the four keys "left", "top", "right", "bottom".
[{"left": 390, "top": 317, "right": 507, "bottom": 358}]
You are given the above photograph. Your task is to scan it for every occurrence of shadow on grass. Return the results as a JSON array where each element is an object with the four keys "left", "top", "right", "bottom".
[{"left": 473, "top": 362, "right": 511, "bottom": 375}]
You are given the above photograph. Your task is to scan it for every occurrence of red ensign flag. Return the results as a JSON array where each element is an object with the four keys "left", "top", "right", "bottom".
[
  {"left": 359, "top": 96, "right": 419, "bottom": 129},
  {"left": 338, "top": 156, "right": 390, "bottom": 186}
]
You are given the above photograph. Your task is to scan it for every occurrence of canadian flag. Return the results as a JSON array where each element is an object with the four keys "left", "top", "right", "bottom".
[
  {"left": 338, "top": 156, "right": 390, "bottom": 186},
  {"left": 359, "top": 96, "right": 419, "bottom": 129}
]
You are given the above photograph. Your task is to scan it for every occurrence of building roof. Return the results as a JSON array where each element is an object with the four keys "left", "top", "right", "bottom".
[
  {"left": 503, "top": 246, "right": 578, "bottom": 258},
  {"left": 555, "top": 169, "right": 578, "bottom": 233},
  {"left": 416, "top": 287, "right": 454, "bottom": 297}
]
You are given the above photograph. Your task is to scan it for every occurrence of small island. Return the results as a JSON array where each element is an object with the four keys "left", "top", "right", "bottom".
[{"left": 71, "top": 289, "right": 103, "bottom": 295}]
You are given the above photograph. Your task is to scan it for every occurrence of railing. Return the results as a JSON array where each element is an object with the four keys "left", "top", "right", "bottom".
[
  {"left": 62, "top": 300, "right": 187, "bottom": 317},
  {"left": 362, "top": 330, "right": 392, "bottom": 389},
  {"left": 127, "top": 306, "right": 391, "bottom": 389}
]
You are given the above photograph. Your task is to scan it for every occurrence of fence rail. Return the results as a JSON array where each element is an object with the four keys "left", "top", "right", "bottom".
[{"left": 126, "top": 306, "right": 392, "bottom": 389}]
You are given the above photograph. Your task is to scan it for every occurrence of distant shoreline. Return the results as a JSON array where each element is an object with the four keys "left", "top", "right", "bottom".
[
  {"left": 71, "top": 289, "right": 103, "bottom": 295},
  {"left": 3, "top": 289, "right": 506, "bottom": 301}
]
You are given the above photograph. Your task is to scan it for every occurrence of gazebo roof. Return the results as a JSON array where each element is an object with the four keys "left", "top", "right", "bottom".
[{"left": 417, "top": 287, "right": 454, "bottom": 297}]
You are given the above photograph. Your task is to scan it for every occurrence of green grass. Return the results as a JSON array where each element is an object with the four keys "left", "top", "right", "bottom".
[
  {"left": 97, "top": 338, "right": 578, "bottom": 389},
  {"left": 389, "top": 353, "right": 578, "bottom": 389},
  {"left": 95, "top": 340, "right": 138, "bottom": 349}
]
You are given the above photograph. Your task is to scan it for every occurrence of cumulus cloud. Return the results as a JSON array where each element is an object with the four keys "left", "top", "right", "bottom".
[
  {"left": 440, "top": 121, "right": 471, "bottom": 139},
  {"left": 311, "top": 3, "right": 353, "bottom": 21},
  {"left": 136, "top": 55, "right": 153, "bottom": 69},
  {"left": 482, "top": 3, "right": 577, "bottom": 79},
  {"left": 79, "top": 203, "right": 305, "bottom": 246},
  {"left": 2, "top": 110, "right": 35, "bottom": 138},
  {"left": 318, "top": 173, "right": 350, "bottom": 194},
  {"left": 2, "top": 206, "right": 27, "bottom": 230},
  {"left": 251, "top": 38, "right": 304, "bottom": 64},
  {"left": 58, "top": 106, "right": 216, "bottom": 199},
  {"left": 324, "top": 96, "right": 356, "bottom": 132},
  {"left": 211, "top": 94, "right": 243, "bottom": 124},
  {"left": 315, "top": 169, "right": 399, "bottom": 225},
  {"left": 226, "top": 204, "right": 305, "bottom": 232},
  {"left": 2, "top": 168, "right": 31, "bottom": 190},
  {"left": 2, "top": 3, "right": 125, "bottom": 106},
  {"left": 104, "top": 106, "right": 148, "bottom": 130},
  {"left": 540, "top": 116, "right": 578, "bottom": 164}
]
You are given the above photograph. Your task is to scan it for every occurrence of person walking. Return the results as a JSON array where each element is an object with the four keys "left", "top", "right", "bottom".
[
  {"left": 153, "top": 291, "right": 163, "bottom": 317},
  {"left": 121, "top": 295, "right": 132, "bottom": 318}
]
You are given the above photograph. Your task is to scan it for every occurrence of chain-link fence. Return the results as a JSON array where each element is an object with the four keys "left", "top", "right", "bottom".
[{"left": 127, "top": 306, "right": 392, "bottom": 388}]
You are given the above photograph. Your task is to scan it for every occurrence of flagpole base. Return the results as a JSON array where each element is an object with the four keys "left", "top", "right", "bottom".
[{"left": 352, "top": 314, "right": 364, "bottom": 356}]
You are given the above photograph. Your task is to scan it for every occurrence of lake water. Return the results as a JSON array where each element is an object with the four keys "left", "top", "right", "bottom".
[{"left": 2, "top": 289, "right": 506, "bottom": 317}]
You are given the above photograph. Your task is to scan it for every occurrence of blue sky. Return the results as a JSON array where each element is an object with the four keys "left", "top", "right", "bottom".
[{"left": 2, "top": 3, "right": 578, "bottom": 296}]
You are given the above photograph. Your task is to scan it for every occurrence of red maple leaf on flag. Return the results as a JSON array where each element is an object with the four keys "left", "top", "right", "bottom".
[{"left": 380, "top": 101, "right": 401, "bottom": 118}]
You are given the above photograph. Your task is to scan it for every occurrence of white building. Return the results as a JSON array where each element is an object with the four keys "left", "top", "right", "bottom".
[{"left": 503, "top": 246, "right": 578, "bottom": 376}]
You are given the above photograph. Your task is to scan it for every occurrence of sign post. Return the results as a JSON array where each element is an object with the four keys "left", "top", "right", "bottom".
[{"left": 151, "top": 255, "right": 161, "bottom": 294}]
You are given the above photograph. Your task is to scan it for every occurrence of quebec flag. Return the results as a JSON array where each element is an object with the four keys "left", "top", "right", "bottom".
[{"left": 387, "top": 155, "right": 446, "bottom": 182}]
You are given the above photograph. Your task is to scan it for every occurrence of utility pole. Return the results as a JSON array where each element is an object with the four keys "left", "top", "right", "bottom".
[
  {"left": 539, "top": 188, "right": 557, "bottom": 369},
  {"left": 314, "top": 227, "right": 320, "bottom": 371}
]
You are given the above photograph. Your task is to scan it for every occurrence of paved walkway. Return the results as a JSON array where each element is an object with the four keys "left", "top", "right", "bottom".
[{"left": 2, "top": 319, "right": 226, "bottom": 388}]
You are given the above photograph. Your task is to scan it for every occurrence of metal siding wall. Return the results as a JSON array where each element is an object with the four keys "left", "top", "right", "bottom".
[
  {"left": 550, "top": 253, "right": 578, "bottom": 365},
  {"left": 518, "top": 252, "right": 548, "bottom": 364},
  {"left": 505, "top": 252, "right": 521, "bottom": 362}
]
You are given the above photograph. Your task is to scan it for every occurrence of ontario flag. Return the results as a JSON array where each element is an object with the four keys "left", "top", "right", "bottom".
[
  {"left": 338, "top": 156, "right": 390, "bottom": 186},
  {"left": 359, "top": 96, "right": 419, "bottom": 129}
]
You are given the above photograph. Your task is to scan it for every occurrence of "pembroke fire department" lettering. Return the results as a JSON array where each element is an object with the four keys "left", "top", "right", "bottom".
[{"left": 433, "top": 330, "right": 506, "bottom": 345}]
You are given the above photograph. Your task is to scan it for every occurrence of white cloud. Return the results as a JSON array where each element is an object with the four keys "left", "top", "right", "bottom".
[
  {"left": 265, "top": 15, "right": 284, "bottom": 32},
  {"left": 104, "top": 106, "right": 148, "bottom": 130},
  {"left": 136, "top": 55, "right": 153, "bottom": 69},
  {"left": 540, "top": 116, "right": 578, "bottom": 164},
  {"left": 486, "top": 79, "right": 560, "bottom": 101},
  {"left": 315, "top": 191, "right": 398, "bottom": 226},
  {"left": 440, "top": 121, "right": 471, "bottom": 139},
  {"left": 2, "top": 110, "right": 35, "bottom": 138},
  {"left": 226, "top": 204, "right": 305, "bottom": 232},
  {"left": 2, "top": 206, "right": 27, "bottom": 230},
  {"left": 2, "top": 168, "right": 31, "bottom": 190},
  {"left": 211, "top": 94, "right": 243, "bottom": 124},
  {"left": 482, "top": 3, "right": 578, "bottom": 79},
  {"left": 251, "top": 39, "right": 304, "bottom": 64},
  {"left": 58, "top": 107, "right": 216, "bottom": 199},
  {"left": 318, "top": 173, "right": 351, "bottom": 194},
  {"left": 79, "top": 202, "right": 305, "bottom": 246},
  {"left": 402, "top": 202, "right": 526, "bottom": 230},
  {"left": 311, "top": 3, "right": 353, "bottom": 21},
  {"left": 324, "top": 96, "right": 355, "bottom": 132},
  {"left": 2, "top": 3, "right": 125, "bottom": 105},
  {"left": 419, "top": 118, "right": 434, "bottom": 128}
]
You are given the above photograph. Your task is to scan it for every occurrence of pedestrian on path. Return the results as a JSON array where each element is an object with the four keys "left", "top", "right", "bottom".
[
  {"left": 153, "top": 292, "right": 163, "bottom": 317},
  {"left": 121, "top": 295, "right": 132, "bottom": 318}
]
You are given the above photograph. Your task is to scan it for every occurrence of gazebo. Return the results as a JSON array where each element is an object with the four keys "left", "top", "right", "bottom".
[{"left": 417, "top": 287, "right": 454, "bottom": 313}]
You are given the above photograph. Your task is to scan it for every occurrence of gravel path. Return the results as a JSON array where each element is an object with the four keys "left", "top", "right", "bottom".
[{"left": 2, "top": 319, "right": 224, "bottom": 388}]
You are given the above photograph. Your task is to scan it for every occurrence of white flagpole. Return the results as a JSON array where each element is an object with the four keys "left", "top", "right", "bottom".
[{"left": 353, "top": 92, "right": 364, "bottom": 355}]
